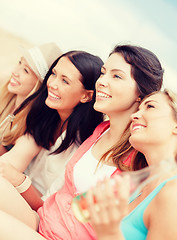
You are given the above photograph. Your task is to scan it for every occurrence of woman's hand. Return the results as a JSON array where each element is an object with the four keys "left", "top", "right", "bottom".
[
  {"left": 0, "top": 160, "right": 44, "bottom": 211},
  {"left": 0, "top": 161, "right": 25, "bottom": 187},
  {"left": 86, "top": 175, "right": 130, "bottom": 240}
]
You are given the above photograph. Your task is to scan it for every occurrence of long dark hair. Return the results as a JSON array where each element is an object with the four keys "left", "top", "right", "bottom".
[
  {"left": 110, "top": 45, "right": 164, "bottom": 98},
  {"left": 15, "top": 51, "right": 104, "bottom": 153},
  {"left": 101, "top": 44, "right": 164, "bottom": 170}
]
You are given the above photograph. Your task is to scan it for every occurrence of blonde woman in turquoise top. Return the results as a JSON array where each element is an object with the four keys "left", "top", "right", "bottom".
[{"left": 87, "top": 89, "right": 177, "bottom": 240}]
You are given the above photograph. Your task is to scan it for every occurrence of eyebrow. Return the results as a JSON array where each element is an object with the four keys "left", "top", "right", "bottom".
[
  {"left": 24, "top": 64, "right": 30, "bottom": 69},
  {"left": 23, "top": 64, "right": 32, "bottom": 72},
  {"left": 61, "top": 75, "right": 72, "bottom": 82},
  {"left": 101, "top": 66, "right": 126, "bottom": 74},
  {"left": 53, "top": 68, "right": 72, "bottom": 82},
  {"left": 143, "top": 100, "right": 158, "bottom": 105}
]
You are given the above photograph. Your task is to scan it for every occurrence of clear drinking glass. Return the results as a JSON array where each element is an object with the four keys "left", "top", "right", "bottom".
[
  {"left": 72, "top": 159, "right": 176, "bottom": 223},
  {"left": 0, "top": 114, "right": 15, "bottom": 144}
]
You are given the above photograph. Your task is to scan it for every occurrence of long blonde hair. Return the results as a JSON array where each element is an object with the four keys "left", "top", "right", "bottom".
[
  {"left": 132, "top": 89, "right": 177, "bottom": 170},
  {"left": 0, "top": 81, "right": 16, "bottom": 123},
  {"left": 164, "top": 89, "right": 177, "bottom": 120},
  {"left": 101, "top": 89, "right": 177, "bottom": 171},
  {"left": 0, "top": 79, "right": 42, "bottom": 145}
]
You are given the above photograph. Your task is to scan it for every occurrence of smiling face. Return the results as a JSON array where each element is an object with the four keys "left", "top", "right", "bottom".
[
  {"left": 45, "top": 56, "right": 92, "bottom": 121},
  {"left": 8, "top": 57, "right": 38, "bottom": 98},
  {"left": 94, "top": 53, "right": 139, "bottom": 117},
  {"left": 129, "top": 92, "right": 177, "bottom": 153}
]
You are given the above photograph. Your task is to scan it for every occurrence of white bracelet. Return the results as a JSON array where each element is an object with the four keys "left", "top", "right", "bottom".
[{"left": 16, "top": 175, "right": 32, "bottom": 194}]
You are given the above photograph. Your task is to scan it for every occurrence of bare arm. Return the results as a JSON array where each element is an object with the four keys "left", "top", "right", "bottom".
[
  {"left": 0, "top": 162, "right": 44, "bottom": 210},
  {"left": 146, "top": 180, "right": 177, "bottom": 240},
  {"left": 0, "top": 134, "right": 43, "bottom": 210},
  {"left": 0, "top": 210, "right": 45, "bottom": 240},
  {"left": 0, "top": 134, "right": 41, "bottom": 172},
  {"left": 0, "top": 175, "right": 38, "bottom": 230},
  {"left": 21, "top": 184, "right": 44, "bottom": 211}
]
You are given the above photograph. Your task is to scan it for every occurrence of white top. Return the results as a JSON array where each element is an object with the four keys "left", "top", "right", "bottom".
[
  {"left": 73, "top": 128, "right": 117, "bottom": 193},
  {"left": 25, "top": 131, "right": 79, "bottom": 200}
]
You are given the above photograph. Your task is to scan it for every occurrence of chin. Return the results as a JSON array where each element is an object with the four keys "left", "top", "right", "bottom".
[
  {"left": 94, "top": 102, "right": 106, "bottom": 114},
  {"left": 129, "top": 136, "right": 140, "bottom": 148},
  {"left": 130, "top": 138, "right": 146, "bottom": 154},
  {"left": 45, "top": 98, "right": 52, "bottom": 108},
  {"left": 93, "top": 101, "right": 98, "bottom": 110},
  {"left": 7, "top": 86, "right": 16, "bottom": 94},
  {"left": 45, "top": 99, "right": 57, "bottom": 110}
]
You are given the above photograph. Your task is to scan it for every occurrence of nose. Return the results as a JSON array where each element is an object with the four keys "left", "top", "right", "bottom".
[
  {"left": 96, "top": 74, "right": 108, "bottom": 87},
  {"left": 47, "top": 76, "right": 58, "bottom": 90},
  {"left": 12, "top": 64, "right": 20, "bottom": 76},
  {"left": 131, "top": 110, "right": 141, "bottom": 121}
]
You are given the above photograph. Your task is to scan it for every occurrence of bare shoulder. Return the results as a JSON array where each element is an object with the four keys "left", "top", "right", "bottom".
[
  {"left": 146, "top": 177, "right": 177, "bottom": 239},
  {"left": 155, "top": 177, "right": 177, "bottom": 206},
  {"left": 158, "top": 176, "right": 177, "bottom": 197},
  {"left": 16, "top": 134, "right": 35, "bottom": 143},
  {"left": 148, "top": 176, "right": 177, "bottom": 224}
]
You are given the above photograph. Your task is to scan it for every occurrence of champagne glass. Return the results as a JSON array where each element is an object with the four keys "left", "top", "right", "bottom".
[
  {"left": 72, "top": 159, "right": 176, "bottom": 223},
  {"left": 0, "top": 114, "right": 15, "bottom": 144}
]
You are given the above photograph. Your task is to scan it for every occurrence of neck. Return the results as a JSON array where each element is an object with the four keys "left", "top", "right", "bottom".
[
  {"left": 55, "top": 117, "right": 68, "bottom": 138},
  {"left": 107, "top": 117, "right": 129, "bottom": 144},
  {"left": 107, "top": 103, "right": 139, "bottom": 143},
  {"left": 143, "top": 143, "right": 176, "bottom": 167},
  {"left": 15, "top": 95, "right": 26, "bottom": 110},
  {"left": 57, "top": 110, "right": 72, "bottom": 124}
]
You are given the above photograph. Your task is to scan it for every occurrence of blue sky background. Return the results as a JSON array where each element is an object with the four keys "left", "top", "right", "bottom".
[{"left": 0, "top": 0, "right": 176, "bottom": 91}]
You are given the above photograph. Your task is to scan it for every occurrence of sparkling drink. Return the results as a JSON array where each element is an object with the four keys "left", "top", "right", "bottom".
[{"left": 72, "top": 159, "right": 175, "bottom": 223}]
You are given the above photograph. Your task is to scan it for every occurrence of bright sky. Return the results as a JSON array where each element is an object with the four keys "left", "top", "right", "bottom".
[{"left": 0, "top": 0, "right": 177, "bottom": 91}]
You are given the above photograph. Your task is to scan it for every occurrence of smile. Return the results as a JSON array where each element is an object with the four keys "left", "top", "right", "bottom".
[
  {"left": 9, "top": 77, "right": 20, "bottom": 86},
  {"left": 132, "top": 124, "right": 146, "bottom": 131},
  {"left": 96, "top": 91, "right": 112, "bottom": 98},
  {"left": 48, "top": 91, "right": 61, "bottom": 100}
]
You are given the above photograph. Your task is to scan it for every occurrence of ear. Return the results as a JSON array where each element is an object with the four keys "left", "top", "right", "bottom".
[
  {"left": 80, "top": 90, "right": 94, "bottom": 103},
  {"left": 172, "top": 124, "right": 177, "bottom": 135}
]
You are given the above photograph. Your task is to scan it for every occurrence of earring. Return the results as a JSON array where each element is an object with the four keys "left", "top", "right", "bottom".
[{"left": 136, "top": 97, "right": 141, "bottom": 102}]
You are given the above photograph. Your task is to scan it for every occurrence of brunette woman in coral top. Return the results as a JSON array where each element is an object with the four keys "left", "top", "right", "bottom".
[{"left": 0, "top": 44, "right": 163, "bottom": 240}]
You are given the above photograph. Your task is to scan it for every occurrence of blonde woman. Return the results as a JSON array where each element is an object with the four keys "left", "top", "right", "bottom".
[
  {"left": 87, "top": 89, "right": 177, "bottom": 240},
  {"left": 0, "top": 42, "right": 62, "bottom": 154}
]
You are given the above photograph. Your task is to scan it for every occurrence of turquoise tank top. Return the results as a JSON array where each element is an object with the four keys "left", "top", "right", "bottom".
[{"left": 120, "top": 175, "right": 177, "bottom": 240}]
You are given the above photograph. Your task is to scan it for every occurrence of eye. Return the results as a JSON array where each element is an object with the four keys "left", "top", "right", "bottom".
[
  {"left": 100, "top": 71, "right": 105, "bottom": 78},
  {"left": 51, "top": 71, "right": 56, "bottom": 76},
  {"left": 24, "top": 68, "right": 29, "bottom": 74},
  {"left": 62, "top": 78, "right": 69, "bottom": 85},
  {"left": 113, "top": 74, "right": 121, "bottom": 79},
  {"left": 146, "top": 104, "right": 155, "bottom": 109},
  {"left": 19, "top": 60, "right": 22, "bottom": 65}
]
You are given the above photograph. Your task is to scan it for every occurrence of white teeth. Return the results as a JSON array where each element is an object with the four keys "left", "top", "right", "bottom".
[
  {"left": 10, "top": 78, "right": 20, "bottom": 85},
  {"left": 133, "top": 126, "right": 144, "bottom": 131},
  {"left": 48, "top": 92, "right": 61, "bottom": 100},
  {"left": 97, "top": 92, "right": 111, "bottom": 98}
]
